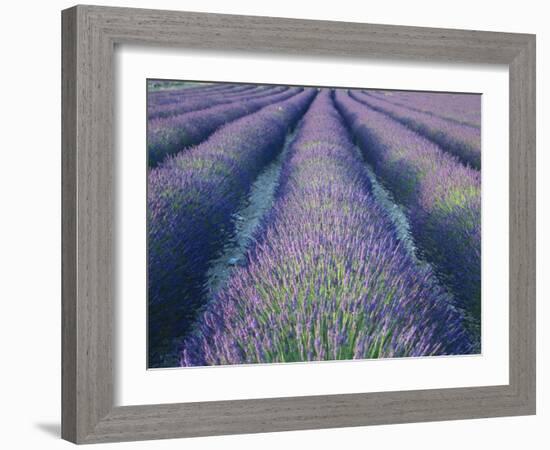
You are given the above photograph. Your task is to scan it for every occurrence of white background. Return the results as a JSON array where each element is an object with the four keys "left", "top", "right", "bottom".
[
  {"left": 0, "top": 0, "right": 547, "bottom": 449},
  {"left": 117, "top": 48, "right": 509, "bottom": 405}
]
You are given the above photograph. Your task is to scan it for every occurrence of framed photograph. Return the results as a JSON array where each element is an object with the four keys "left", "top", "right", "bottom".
[{"left": 62, "top": 5, "right": 536, "bottom": 444}]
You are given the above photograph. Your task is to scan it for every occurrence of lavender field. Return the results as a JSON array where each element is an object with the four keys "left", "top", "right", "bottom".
[{"left": 147, "top": 80, "right": 481, "bottom": 368}]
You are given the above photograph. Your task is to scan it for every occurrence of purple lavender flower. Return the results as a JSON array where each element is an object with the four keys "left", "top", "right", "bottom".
[
  {"left": 147, "top": 83, "right": 256, "bottom": 107},
  {"left": 180, "top": 90, "right": 473, "bottom": 367},
  {"left": 148, "top": 89, "right": 317, "bottom": 367},
  {"left": 147, "top": 87, "right": 304, "bottom": 166},
  {"left": 148, "top": 85, "right": 288, "bottom": 120},
  {"left": 351, "top": 90, "right": 481, "bottom": 170},
  {"left": 365, "top": 90, "right": 481, "bottom": 128},
  {"left": 334, "top": 89, "right": 481, "bottom": 329}
]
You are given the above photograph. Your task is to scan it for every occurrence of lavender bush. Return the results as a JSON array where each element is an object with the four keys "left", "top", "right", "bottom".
[
  {"left": 180, "top": 90, "right": 472, "bottom": 367},
  {"left": 148, "top": 89, "right": 317, "bottom": 367},
  {"left": 351, "top": 90, "right": 481, "bottom": 170},
  {"left": 147, "top": 87, "right": 303, "bottom": 167},
  {"left": 334, "top": 90, "right": 481, "bottom": 332}
]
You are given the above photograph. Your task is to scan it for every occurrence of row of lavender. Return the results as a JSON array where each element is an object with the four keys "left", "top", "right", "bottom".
[
  {"left": 366, "top": 90, "right": 481, "bottom": 129},
  {"left": 147, "top": 83, "right": 255, "bottom": 107},
  {"left": 147, "top": 86, "right": 303, "bottom": 166},
  {"left": 352, "top": 90, "right": 481, "bottom": 170},
  {"left": 180, "top": 90, "right": 474, "bottom": 366},
  {"left": 148, "top": 85, "right": 287, "bottom": 120},
  {"left": 148, "top": 89, "right": 317, "bottom": 367},
  {"left": 333, "top": 90, "right": 481, "bottom": 331}
]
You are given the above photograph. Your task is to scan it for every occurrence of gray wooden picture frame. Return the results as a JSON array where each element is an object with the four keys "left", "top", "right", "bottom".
[{"left": 61, "top": 4, "right": 536, "bottom": 444}]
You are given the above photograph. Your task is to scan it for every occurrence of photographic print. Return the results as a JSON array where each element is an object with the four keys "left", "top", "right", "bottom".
[{"left": 147, "top": 80, "right": 481, "bottom": 369}]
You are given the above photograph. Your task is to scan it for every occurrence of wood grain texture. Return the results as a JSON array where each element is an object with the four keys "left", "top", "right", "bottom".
[
  {"left": 508, "top": 36, "right": 536, "bottom": 409},
  {"left": 61, "top": 6, "right": 77, "bottom": 443},
  {"left": 61, "top": 4, "right": 536, "bottom": 444}
]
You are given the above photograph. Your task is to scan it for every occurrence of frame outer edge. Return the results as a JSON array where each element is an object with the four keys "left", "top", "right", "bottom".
[
  {"left": 83, "top": 3, "right": 116, "bottom": 443},
  {"left": 61, "top": 5, "right": 78, "bottom": 444},
  {"left": 527, "top": 35, "right": 536, "bottom": 414},
  {"left": 526, "top": 35, "right": 536, "bottom": 414},
  {"left": 63, "top": 5, "right": 117, "bottom": 443},
  {"left": 509, "top": 34, "right": 536, "bottom": 414}
]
